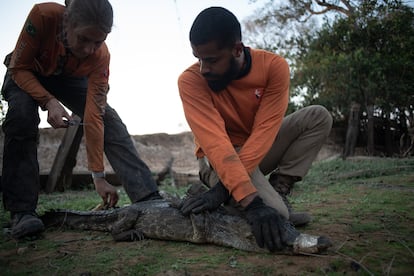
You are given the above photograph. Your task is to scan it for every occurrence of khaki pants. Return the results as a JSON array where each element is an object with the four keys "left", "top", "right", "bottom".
[{"left": 198, "top": 105, "right": 332, "bottom": 219}]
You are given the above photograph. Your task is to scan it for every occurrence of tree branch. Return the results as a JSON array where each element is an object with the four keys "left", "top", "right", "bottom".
[{"left": 312, "top": 0, "right": 353, "bottom": 16}]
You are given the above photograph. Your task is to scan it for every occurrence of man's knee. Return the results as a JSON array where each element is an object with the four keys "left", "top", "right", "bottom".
[
  {"left": 313, "top": 105, "right": 332, "bottom": 124},
  {"left": 315, "top": 105, "right": 332, "bottom": 135},
  {"left": 103, "top": 105, "right": 130, "bottom": 142},
  {"left": 3, "top": 106, "right": 39, "bottom": 138},
  {"left": 304, "top": 105, "right": 333, "bottom": 133},
  {"left": 104, "top": 105, "right": 122, "bottom": 122}
]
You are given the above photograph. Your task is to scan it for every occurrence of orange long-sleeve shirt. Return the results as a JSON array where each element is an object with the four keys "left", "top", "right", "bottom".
[
  {"left": 178, "top": 48, "right": 290, "bottom": 202},
  {"left": 7, "top": 3, "right": 110, "bottom": 172}
]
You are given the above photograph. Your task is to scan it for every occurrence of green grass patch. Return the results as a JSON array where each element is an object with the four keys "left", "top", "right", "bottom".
[{"left": 1, "top": 157, "right": 413, "bottom": 275}]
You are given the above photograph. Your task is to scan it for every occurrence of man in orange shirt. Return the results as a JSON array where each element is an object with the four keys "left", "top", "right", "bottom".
[
  {"left": 1, "top": 0, "right": 160, "bottom": 240},
  {"left": 178, "top": 7, "right": 332, "bottom": 252}
]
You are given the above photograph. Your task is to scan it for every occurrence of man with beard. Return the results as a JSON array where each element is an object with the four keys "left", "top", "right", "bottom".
[{"left": 177, "top": 7, "right": 333, "bottom": 252}]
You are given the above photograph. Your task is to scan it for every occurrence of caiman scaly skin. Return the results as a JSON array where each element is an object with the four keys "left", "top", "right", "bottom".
[{"left": 41, "top": 198, "right": 332, "bottom": 255}]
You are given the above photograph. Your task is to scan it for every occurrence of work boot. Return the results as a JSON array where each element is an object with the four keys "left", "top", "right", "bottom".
[
  {"left": 11, "top": 212, "right": 45, "bottom": 239},
  {"left": 269, "top": 172, "right": 312, "bottom": 227}
]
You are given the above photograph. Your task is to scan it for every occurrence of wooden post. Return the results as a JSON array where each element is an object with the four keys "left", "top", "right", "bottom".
[{"left": 45, "top": 114, "right": 84, "bottom": 193}]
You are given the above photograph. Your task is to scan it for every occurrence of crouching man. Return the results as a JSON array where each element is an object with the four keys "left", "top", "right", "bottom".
[{"left": 177, "top": 7, "right": 332, "bottom": 252}]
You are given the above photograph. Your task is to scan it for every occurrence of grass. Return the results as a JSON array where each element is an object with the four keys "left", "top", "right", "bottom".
[
  {"left": 293, "top": 157, "right": 414, "bottom": 275},
  {"left": 0, "top": 157, "right": 413, "bottom": 275}
]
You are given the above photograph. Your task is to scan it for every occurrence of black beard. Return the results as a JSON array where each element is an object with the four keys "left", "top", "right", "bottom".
[
  {"left": 206, "top": 79, "right": 230, "bottom": 93},
  {"left": 205, "top": 57, "right": 239, "bottom": 93}
]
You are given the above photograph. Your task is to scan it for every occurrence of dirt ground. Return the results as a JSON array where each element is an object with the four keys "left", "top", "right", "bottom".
[{"left": 0, "top": 222, "right": 357, "bottom": 275}]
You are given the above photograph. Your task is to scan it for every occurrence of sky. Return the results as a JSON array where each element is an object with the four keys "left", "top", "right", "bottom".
[{"left": 0, "top": 0, "right": 263, "bottom": 135}]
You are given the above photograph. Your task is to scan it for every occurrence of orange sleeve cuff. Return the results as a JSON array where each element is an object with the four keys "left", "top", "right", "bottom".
[{"left": 231, "top": 183, "right": 257, "bottom": 203}]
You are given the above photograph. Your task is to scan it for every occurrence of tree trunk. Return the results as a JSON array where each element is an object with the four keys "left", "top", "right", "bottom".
[
  {"left": 343, "top": 102, "right": 360, "bottom": 159},
  {"left": 384, "top": 112, "right": 393, "bottom": 156},
  {"left": 366, "top": 105, "right": 375, "bottom": 155}
]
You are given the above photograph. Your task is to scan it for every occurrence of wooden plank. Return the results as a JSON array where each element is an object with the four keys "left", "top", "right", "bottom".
[
  {"left": 45, "top": 114, "right": 83, "bottom": 193},
  {"left": 57, "top": 124, "right": 84, "bottom": 191}
]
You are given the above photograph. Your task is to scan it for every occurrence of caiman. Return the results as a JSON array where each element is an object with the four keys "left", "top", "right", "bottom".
[{"left": 41, "top": 195, "right": 332, "bottom": 255}]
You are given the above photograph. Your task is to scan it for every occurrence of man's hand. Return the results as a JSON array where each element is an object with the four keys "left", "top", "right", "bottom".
[
  {"left": 244, "top": 196, "right": 285, "bottom": 252},
  {"left": 93, "top": 178, "right": 119, "bottom": 208},
  {"left": 181, "top": 181, "right": 230, "bottom": 216},
  {"left": 45, "top": 98, "right": 72, "bottom": 128}
]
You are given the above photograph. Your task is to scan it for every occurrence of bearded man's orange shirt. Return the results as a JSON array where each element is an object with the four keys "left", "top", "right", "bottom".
[{"left": 178, "top": 48, "right": 290, "bottom": 202}]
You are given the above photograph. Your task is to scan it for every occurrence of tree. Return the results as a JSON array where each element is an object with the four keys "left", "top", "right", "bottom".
[
  {"left": 243, "top": 0, "right": 414, "bottom": 156},
  {"left": 243, "top": 0, "right": 358, "bottom": 59},
  {"left": 242, "top": 0, "right": 363, "bottom": 115},
  {"left": 293, "top": 2, "right": 414, "bottom": 156}
]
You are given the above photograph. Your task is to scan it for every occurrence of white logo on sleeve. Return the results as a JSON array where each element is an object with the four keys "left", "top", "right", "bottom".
[{"left": 254, "top": 89, "right": 263, "bottom": 99}]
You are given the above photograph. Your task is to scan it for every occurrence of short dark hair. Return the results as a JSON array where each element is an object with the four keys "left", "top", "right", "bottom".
[{"left": 189, "top": 7, "right": 241, "bottom": 49}]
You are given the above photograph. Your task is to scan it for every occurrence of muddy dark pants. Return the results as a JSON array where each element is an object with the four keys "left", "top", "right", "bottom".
[{"left": 1, "top": 72, "right": 158, "bottom": 214}]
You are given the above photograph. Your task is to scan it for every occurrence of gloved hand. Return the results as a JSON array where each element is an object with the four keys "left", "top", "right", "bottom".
[
  {"left": 181, "top": 181, "right": 230, "bottom": 216},
  {"left": 244, "top": 196, "right": 285, "bottom": 252}
]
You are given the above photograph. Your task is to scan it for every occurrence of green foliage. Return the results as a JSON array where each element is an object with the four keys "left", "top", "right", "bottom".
[
  {"left": 244, "top": 0, "right": 414, "bottom": 154},
  {"left": 293, "top": 2, "right": 414, "bottom": 117}
]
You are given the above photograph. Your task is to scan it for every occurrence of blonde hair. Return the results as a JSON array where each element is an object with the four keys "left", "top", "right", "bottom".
[{"left": 65, "top": 0, "right": 113, "bottom": 34}]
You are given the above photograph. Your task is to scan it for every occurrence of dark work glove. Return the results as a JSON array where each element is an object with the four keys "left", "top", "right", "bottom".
[
  {"left": 181, "top": 181, "right": 230, "bottom": 216},
  {"left": 245, "top": 196, "right": 285, "bottom": 252}
]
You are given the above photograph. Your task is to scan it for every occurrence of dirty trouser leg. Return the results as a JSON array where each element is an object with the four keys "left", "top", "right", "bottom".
[
  {"left": 260, "top": 105, "right": 333, "bottom": 177},
  {"left": 198, "top": 158, "right": 289, "bottom": 219},
  {"left": 1, "top": 73, "right": 41, "bottom": 213},
  {"left": 103, "top": 106, "right": 158, "bottom": 202},
  {"left": 38, "top": 75, "right": 159, "bottom": 202},
  {"left": 249, "top": 167, "right": 289, "bottom": 218}
]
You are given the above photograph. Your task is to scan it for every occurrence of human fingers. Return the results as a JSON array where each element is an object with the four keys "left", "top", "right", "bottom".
[
  {"left": 181, "top": 197, "right": 203, "bottom": 215},
  {"left": 108, "top": 190, "right": 119, "bottom": 208},
  {"left": 251, "top": 223, "right": 265, "bottom": 249},
  {"left": 269, "top": 220, "right": 283, "bottom": 251},
  {"left": 261, "top": 222, "right": 276, "bottom": 252},
  {"left": 191, "top": 198, "right": 209, "bottom": 213},
  {"left": 101, "top": 193, "right": 109, "bottom": 206},
  {"left": 63, "top": 110, "right": 72, "bottom": 121}
]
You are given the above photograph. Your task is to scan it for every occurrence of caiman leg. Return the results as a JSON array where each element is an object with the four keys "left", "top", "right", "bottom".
[{"left": 110, "top": 208, "right": 144, "bottom": 241}]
